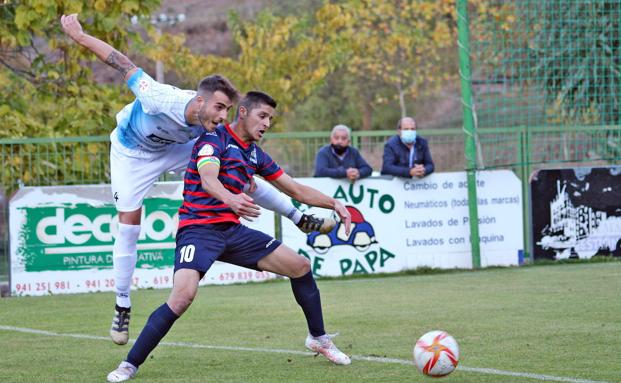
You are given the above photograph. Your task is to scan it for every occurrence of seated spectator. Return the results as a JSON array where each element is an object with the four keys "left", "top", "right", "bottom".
[
  {"left": 314, "top": 124, "right": 372, "bottom": 182},
  {"left": 381, "top": 117, "right": 434, "bottom": 178}
]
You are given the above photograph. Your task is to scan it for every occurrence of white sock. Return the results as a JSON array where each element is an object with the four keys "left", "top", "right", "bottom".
[
  {"left": 289, "top": 209, "right": 303, "bottom": 224},
  {"left": 113, "top": 223, "right": 141, "bottom": 308},
  {"left": 113, "top": 254, "right": 136, "bottom": 308},
  {"left": 248, "top": 177, "right": 303, "bottom": 224},
  {"left": 119, "top": 361, "right": 138, "bottom": 373}
]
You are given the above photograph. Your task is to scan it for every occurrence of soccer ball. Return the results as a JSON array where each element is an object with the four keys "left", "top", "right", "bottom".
[{"left": 413, "top": 330, "right": 459, "bottom": 377}]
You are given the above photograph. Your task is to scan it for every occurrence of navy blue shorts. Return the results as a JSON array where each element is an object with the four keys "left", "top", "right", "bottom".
[{"left": 174, "top": 223, "right": 282, "bottom": 275}]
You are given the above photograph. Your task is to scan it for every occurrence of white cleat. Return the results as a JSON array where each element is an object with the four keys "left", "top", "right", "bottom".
[
  {"left": 305, "top": 333, "right": 352, "bottom": 365},
  {"left": 107, "top": 361, "right": 137, "bottom": 382}
]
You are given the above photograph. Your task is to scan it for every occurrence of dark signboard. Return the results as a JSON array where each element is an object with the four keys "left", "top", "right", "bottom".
[{"left": 531, "top": 167, "right": 621, "bottom": 260}]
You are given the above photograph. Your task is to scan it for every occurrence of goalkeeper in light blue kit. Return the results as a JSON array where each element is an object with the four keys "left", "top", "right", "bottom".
[{"left": 60, "top": 14, "right": 335, "bottom": 345}]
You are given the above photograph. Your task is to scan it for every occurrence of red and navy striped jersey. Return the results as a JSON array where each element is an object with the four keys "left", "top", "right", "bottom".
[{"left": 178, "top": 123, "right": 283, "bottom": 228}]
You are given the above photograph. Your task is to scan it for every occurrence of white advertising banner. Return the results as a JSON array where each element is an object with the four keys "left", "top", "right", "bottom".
[
  {"left": 10, "top": 171, "right": 523, "bottom": 295},
  {"left": 282, "top": 171, "right": 523, "bottom": 277},
  {"left": 10, "top": 182, "right": 276, "bottom": 296}
]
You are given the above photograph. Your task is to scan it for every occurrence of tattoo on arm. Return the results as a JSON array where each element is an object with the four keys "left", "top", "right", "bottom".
[{"left": 105, "top": 51, "right": 136, "bottom": 78}]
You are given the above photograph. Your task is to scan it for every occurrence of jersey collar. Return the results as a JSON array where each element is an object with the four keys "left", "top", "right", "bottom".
[{"left": 225, "top": 123, "right": 250, "bottom": 149}]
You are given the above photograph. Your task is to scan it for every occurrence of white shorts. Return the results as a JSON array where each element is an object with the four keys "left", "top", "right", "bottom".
[{"left": 110, "top": 129, "right": 196, "bottom": 212}]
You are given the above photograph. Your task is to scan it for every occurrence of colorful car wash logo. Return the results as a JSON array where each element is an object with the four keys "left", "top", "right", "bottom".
[{"left": 306, "top": 206, "right": 378, "bottom": 254}]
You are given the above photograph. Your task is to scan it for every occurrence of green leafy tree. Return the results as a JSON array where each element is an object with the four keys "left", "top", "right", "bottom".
[
  {"left": 0, "top": 0, "right": 159, "bottom": 187},
  {"left": 331, "top": 0, "right": 458, "bottom": 130},
  {"left": 0, "top": 0, "right": 159, "bottom": 138},
  {"left": 146, "top": 8, "right": 340, "bottom": 123}
]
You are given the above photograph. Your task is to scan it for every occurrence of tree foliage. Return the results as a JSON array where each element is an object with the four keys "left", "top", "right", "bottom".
[
  {"left": 0, "top": 0, "right": 159, "bottom": 188},
  {"left": 337, "top": 0, "right": 458, "bottom": 124},
  {"left": 1, "top": 0, "right": 499, "bottom": 137},
  {"left": 1, "top": 0, "right": 519, "bottom": 138},
  {"left": 0, "top": 0, "right": 159, "bottom": 139},
  {"left": 145, "top": 8, "right": 342, "bottom": 122},
  {"left": 145, "top": 0, "right": 473, "bottom": 131}
]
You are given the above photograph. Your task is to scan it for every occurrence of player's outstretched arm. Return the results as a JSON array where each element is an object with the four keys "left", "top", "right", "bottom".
[
  {"left": 198, "top": 163, "right": 261, "bottom": 221},
  {"left": 60, "top": 14, "right": 138, "bottom": 81},
  {"left": 268, "top": 173, "right": 351, "bottom": 234}
]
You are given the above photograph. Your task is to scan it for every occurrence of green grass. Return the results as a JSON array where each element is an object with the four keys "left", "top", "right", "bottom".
[{"left": 1, "top": 262, "right": 620, "bottom": 383}]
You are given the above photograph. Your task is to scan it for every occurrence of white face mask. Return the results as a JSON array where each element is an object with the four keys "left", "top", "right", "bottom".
[{"left": 400, "top": 130, "right": 417, "bottom": 144}]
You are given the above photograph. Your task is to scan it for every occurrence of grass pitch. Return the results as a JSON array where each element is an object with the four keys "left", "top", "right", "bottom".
[{"left": 0, "top": 261, "right": 620, "bottom": 383}]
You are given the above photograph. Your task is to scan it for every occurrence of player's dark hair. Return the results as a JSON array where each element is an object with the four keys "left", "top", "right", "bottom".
[
  {"left": 197, "top": 75, "right": 240, "bottom": 103},
  {"left": 238, "top": 91, "right": 277, "bottom": 114}
]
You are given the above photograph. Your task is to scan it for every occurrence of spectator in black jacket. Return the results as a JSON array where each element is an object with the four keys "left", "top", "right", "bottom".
[
  {"left": 381, "top": 117, "right": 434, "bottom": 178},
  {"left": 314, "top": 124, "right": 373, "bottom": 182}
]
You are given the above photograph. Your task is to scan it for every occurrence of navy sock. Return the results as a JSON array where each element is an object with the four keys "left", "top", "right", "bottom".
[
  {"left": 126, "top": 303, "right": 179, "bottom": 367},
  {"left": 290, "top": 271, "right": 325, "bottom": 337}
]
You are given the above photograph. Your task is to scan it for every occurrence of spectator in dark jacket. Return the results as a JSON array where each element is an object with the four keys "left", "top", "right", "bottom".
[
  {"left": 381, "top": 117, "right": 434, "bottom": 178},
  {"left": 314, "top": 124, "right": 373, "bottom": 182}
]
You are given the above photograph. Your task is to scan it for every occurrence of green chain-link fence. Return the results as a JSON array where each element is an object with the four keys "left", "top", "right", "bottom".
[
  {"left": 468, "top": 0, "right": 621, "bottom": 168},
  {"left": 0, "top": 130, "right": 464, "bottom": 193},
  {"left": 462, "top": 0, "right": 621, "bottom": 260}
]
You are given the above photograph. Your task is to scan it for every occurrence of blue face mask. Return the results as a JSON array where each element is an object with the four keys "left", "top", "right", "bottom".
[{"left": 400, "top": 130, "right": 417, "bottom": 144}]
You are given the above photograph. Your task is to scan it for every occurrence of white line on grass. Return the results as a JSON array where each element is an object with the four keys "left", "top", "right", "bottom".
[{"left": 0, "top": 325, "right": 609, "bottom": 383}]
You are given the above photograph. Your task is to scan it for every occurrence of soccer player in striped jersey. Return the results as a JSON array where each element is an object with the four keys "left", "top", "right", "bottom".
[
  {"left": 106, "top": 91, "right": 352, "bottom": 382},
  {"left": 60, "top": 14, "right": 335, "bottom": 347}
]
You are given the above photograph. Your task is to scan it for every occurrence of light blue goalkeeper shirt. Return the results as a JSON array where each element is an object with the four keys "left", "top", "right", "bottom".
[{"left": 114, "top": 69, "right": 203, "bottom": 152}]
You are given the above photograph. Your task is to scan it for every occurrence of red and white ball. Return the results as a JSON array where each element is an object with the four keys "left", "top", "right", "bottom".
[{"left": 413, "top": 330, "right": 460, "bottom": 377}]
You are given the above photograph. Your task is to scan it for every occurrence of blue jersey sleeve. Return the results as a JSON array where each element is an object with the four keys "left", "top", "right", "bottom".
[{"left": 256, "top": 149, "right": 283, "bottom": 180}]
